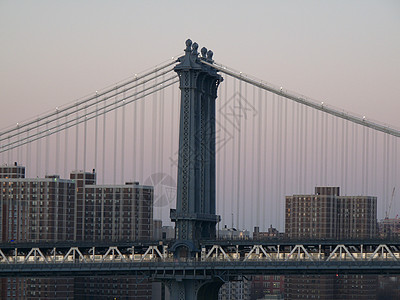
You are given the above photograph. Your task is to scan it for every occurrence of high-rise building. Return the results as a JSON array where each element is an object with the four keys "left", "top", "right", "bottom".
[
  {"left": 285, "top": 187, "right": 377, "bottom": 239},
  {"left": 71, "top": 171, "right": 153, "bottom": 242},
  {"left": 0, "top": 165, "right": 75, "bottom": 243},
  {"left": 70, "top": 171, "right": 154, "bottom": 300},
  {"left": 0, "top": 164, "right": 76, "bottom": 300},
  {"left": 284, "top": 187, "right": 378, "bottom": 300},
  {"left": 0, "top": 164, "right": 154, "bottom": 299}
]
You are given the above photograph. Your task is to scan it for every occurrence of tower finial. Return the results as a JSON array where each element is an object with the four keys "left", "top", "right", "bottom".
[
  {"left": 207, "top": 50, "right": 214, "bottom": 62},
  {"left": 201, "top": 47, "right": 207, "bottom": 58},
  {"left": 185, "top": 39, "right": 192, "bottom": 52},
  {"left": 192, "top": 42, "right": 199, "bottom": 55}
]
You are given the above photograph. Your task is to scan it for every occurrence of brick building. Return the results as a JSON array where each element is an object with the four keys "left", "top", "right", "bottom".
[
  {"left": 285, "top": 187, "right": 377, "bottom": 239},
  {"left": 0, "top": 163, "right": 154, "bottom": 299},
  {"left": 284, "top": 187, "right": 378, "bottom": 300}
]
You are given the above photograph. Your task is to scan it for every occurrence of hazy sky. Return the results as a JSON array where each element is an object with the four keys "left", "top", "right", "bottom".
[{"left": 1, "top": 0, "right": 399, "bottom": 130}]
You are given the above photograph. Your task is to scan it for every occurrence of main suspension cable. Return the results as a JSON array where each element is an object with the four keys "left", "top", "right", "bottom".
[{"left": 200, "top": 60, "right": 400, "bottom": 138}]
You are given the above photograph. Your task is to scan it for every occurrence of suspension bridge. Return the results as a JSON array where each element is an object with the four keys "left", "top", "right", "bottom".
[{"left": 1, "top": 39, "right": 399, "bottom": 299}]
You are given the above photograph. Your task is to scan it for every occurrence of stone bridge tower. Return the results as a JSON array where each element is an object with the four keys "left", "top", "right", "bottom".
[{"left": 167, "top": 39, "right": 223, "bottom": 299}]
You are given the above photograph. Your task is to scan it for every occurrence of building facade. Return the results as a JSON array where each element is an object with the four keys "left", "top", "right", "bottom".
[
  {"left": 379, "top": 217, "right": 400, "bottom": 238},
  {"left": 284, "top": 187, "right": 378, "bottom": 300},
  {"left": 0, "top": 163, "right": 154, "bottom": 299},
  {"left": 285, "top": 187, "right": 377, "bottom": 239},
  {"left": 250, "top": 275, "right": 284, "bottom": 300}
]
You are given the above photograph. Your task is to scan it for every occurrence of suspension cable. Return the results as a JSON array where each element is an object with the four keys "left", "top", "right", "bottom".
[
  {"left": 0, "top": 67, "right": 175, "bottom": 145},
  {"left": 1, "top": 79, "right": 179, "bottom": 153},
  {"left": 0, "top": 59, "right": 177, "bottom": 138},
  {"left": 200, "top": 60, "right": 400, "bottom": 138},
  {"left": 1, "top": 75, "right": 177, "bottom": 152}
]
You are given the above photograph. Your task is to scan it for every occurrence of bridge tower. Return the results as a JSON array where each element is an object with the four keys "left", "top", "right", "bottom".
[{"left": 166, "top": 39, "right": 223, "bottom": 299}]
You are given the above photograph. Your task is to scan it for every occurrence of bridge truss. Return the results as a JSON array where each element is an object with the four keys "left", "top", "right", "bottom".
[{"left": 0, "top": 240, "right": 399, "bottom": 277}]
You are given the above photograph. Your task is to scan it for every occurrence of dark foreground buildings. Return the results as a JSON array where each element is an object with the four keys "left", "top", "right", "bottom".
[{"left": 0, "top": 163, "right": 154, "bottom": 299}]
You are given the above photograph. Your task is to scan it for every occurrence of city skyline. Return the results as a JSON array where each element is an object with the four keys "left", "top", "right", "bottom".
[{"left": 1, "top": 2, "right": 400, "bottom": 298}]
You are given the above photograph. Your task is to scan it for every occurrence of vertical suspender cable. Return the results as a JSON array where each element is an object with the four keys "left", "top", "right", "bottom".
[
  {"left": 320, "top": 113, "right": 324, "bottom": 186},
  {"left": 262, "top": 90, "right": 268, "bottom": 230},
  {"left": 75, "top": 103, "right": 79, "bottom": 172},
  {"left": 0, "top": 142, "right": 3, "bottom": 165},
  {"left": 83, "top": 104, "right": 87, "bottom": 240},
  {"left": 56, "top": 111, "right": 60, "bottom": 175},
  {"left": 45, "top": 122, "right": 49, "bottom": 175},
  {"left": 362, "top": 126, "right": 366, "bottom": 194},
  {"left": 216, "top": 78, "right": 221, "bottom": 221},
  {"left": 36, "top": 119, "right": 40, "bottom": 176},
  {"left": 64, "top": 115, "right": 68, "bottom": 179},
  {"left": 299, "top": 102, "right": 303, "bottom": 192},
  {"left": 298, "top": 105, "right": 307, "bottom": 194},
  {"left": 283, "top": 97, "right": 288, "bottom": 231},
  {"left": 334, "top": 115, "right": 338, "bottom": 185},
  {"left": 170, "top": 83, "right": 175, "bottom": 214},
  {"left": 236, "top": 78, "right": 242, "bottom": 229},
  {"left": 222, "top": 76, "right": 228, "bottom": 226},
  {"left": 16, "top": 127, "right": 20, "bottom": 166},
  {"left": 102, "top": 97, "right": 107, "bottom": 184},
  {"left": 133, "top": 81, "right": 138, "bottom": 181},
  {"left": 7, "top": 137, "right": 10, "bottom": 164},
  {"left": 373, "top": 130, "right": 377, "bottom": 196},
  {"left": 392, "top": 136, "right": 396, "bottom": 213},
  {"left": 113, "top": 88, "right": 118, "bottom": 184},
  {"left": 277, "top": 96, "right": 283, "bottom": 228},
  {"left": 152, "top": 71, "right": 158, "bottom": 183},
  {"left": 94, "top": 93, "right": 99, "bottom": 174},
  {"left": 26, "top": 128, "right": 31, "bottom": 177},
  {"left": 270, "top": 94, "right": 275, "bottom": 227},
  {"left": 241, "top": 81, "right": 247, "bottom": 229},
  {"left": 9, "top": 138, "right": 12, "bottom": 164},
  {"left": 256, "top": 86, "right": 262, "bottom": 227},
  {"left": 159, "top": 77, "right": 165, "bottom": 220},
  {"left": 386, "top": 134, "right": 390, "bottom": 216},
  {"left": 344, "top": 120, "right": 349, "bottom": 195},
  {"left": 341, "top": 119, "right": 345, "bottom": 190},
  {"left": 324, "top": 114, "right": 328, "bottom": 185},
  {"left": 395, "top": 137, "right": 398, "bottom": 214},
  {"left": 94, "top": 95, "right": 99, "bottom": 241},
  {"left": 140, "top": 82, "right": 145, "bottom": 183},
  {"left": 383, "top": 134, "right": 387, "bottom": 217},
  {"left": 296, "top": 102, "right": 300, "bottom": 191},
  {"left": 303, "top": 106, "right": 308, "bottom": 193},
  {"left": 365, "top": 128, "right": 369, "bottom": 195},
  {"left": 291, "top": 101, "right": 295, "bottom": 194},
  {"left": 353, "top": 123, "right": 357, "bottom": 194},
  {"left": 83, "top": 106, "right": 87, "bottom": 175},
  {"left": 121, "top": 92, "right": 126, "bottom": 184},
  {"left": 250, "top": 85, "right": 256, "bottom": 229},
  {"left": 311, "top": 109, "right": 316, "bottom": 189},
  {"left": 231, "top": 78, "right": 237, "bottom": 228}
]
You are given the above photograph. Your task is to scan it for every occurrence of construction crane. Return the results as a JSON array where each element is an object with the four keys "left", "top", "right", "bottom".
[{"left": 385, "top": 187, "right": 396, "bottom": 219}]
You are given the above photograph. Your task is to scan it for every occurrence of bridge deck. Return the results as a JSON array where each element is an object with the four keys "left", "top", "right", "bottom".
[{"left": 0, "top": 240, "right": 399, "bottom": 277}]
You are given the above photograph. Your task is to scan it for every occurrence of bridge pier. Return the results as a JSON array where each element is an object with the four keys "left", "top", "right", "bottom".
[{"left": 163, "top": 278, "right": 223, "bottom": 300}]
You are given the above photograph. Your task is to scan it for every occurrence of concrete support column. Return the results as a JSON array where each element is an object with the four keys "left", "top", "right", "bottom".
[{"left": 164, "top": 278, "right": 223, "bottom": 300}]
